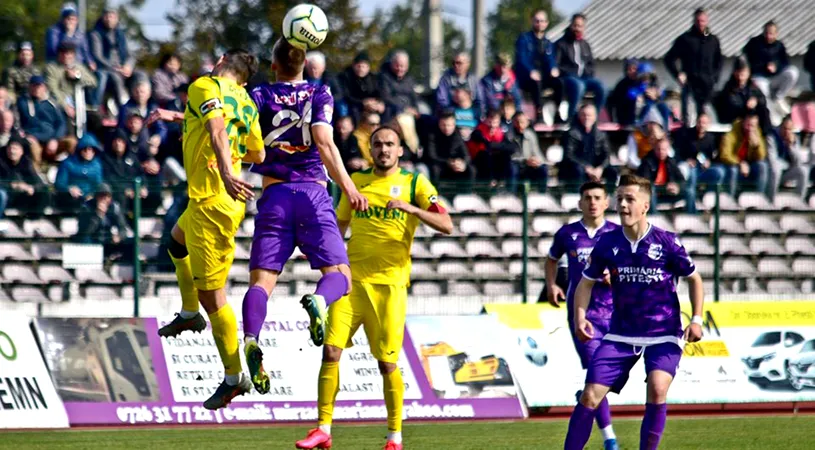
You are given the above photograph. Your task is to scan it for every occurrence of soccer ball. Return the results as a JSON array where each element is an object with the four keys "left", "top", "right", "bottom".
[
  {"left": 519, "top": 335, "right": 548, "bottom": 367},
  {"left": 282, "top": 4, "right": 329, "bottom": 50}
]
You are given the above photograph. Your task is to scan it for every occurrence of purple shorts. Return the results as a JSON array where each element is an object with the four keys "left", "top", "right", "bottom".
[
  {"left": 586, "top": 340, "right": 683, "bottom": 394},
  {"left": 569, "top": 316, "right": 610, "bottom": 370},
  {"left": 249, "top": 182, "right": 349, "bottom": 272}
]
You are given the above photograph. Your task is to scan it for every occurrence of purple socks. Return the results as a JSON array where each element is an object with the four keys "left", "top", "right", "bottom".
[
  {"left": 242, "top": 286, "right": 269, "bottom": 339},
  {"left": 564, "top": 403, "right": 596, "bottom": 450},
  {"left": 640, "top": 403, "right": 667, "bottom": 450},
  {"left": 596, "top": 397, "right": 612, "bottom": 429},
  {"left": 315, "top": 272, "right": 349, "bottom": 306}
]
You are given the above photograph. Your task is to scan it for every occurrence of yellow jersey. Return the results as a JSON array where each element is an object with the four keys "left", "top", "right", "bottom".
[
  {"left": 183, "top": 75, "right": 263, "bottom": 200},
  {"left": 337, "top": 168, "right": 441, "bottom": 286}
]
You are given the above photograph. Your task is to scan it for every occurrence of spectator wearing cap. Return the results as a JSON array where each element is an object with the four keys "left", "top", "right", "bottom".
[
  {"left": 507, "top": 111, "right": 547, "bottom": 193},
  {"left": 55, "top": 133, "right": 104, "bottom": 211},
  {"left": 46, "top": 2, "right": 95, "bottom": 69},
  {"left": 514, "top": 9, "right": 561, "bottom": 124},
  {"left": 714, "top": 56, "right": 771, "bottom": 134},
  {"left": 151, "top": 53, "right": 189, "bottom": 108},
  {"left": 673, "top": 112, "right": 725, "bottom": 213},
  {"left": 74, "top": 182, "right": 132, "bottom": 260},
  {"left": 0, "top": 137, "right": 50, "bottom": 215},
  {"left": 101, "top": 130, "right": 147, "bottom": 215},
  {"left": 335, "top": 116, "right": 368, "bottom": 175},
  {"left": 451, "top": 87, "right": 478, "bottom": 140},
  {"left": 44, "top": 41, "right": 97, "bottom": 134},
  {"left": 743, "top": 21, "right": 798, "bottom": 118},
  {"left": 425, "top": 110, "right": 474, "bottom": 191},
  {"left": 637, "top": 137, "right": 689, "bottom": 213},
  {"left": 436, "top": 52, "right": 481, "bottom": 115},
  {"left": 467, "top": 110, "right": 516, "bottom": 186},
  {"left": 626, "top": 119, "right": 669, "bottom": 169},
  {"left": 767, "top": 115, "right": 807, "bottom": 201},
  {"left": 89, "top": 7, "right": 133, "bottom": 108},
  {"left": 480, "top": 53, "right": 522, "bottom": 119},
  {"left": 555, "top": 13, "right": 606, "bottom": 123},
  {"left": 607, "top": 59, "right": 640, "bottom": 126},
  {"left": 716, "top": 113, "right": 769, "bottom": 197},
  {"left": 118, "top": 78, "right": 167, "bottom": 146},
  {"left": 17, "top": 76, "right": 69, "bottom": 163},
  {"left": 664, "top": 7, "right": 722, "bottom": 125},
  {"left": 338, "top": 51, "right": 383, "bottom": 123},
  {"left": 2, "top": 42, "right": 41, "bottom": 104},
  {"left": 559, "top": 104, "right": 617, "bottom": 190}
]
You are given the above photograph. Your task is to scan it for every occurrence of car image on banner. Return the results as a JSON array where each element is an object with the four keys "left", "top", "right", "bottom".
[
  {"left": 789, "top": 339, "right": 815, "bottom": 390},
  {"left": 742, "top": 330, "right": 807, "bottom": 389}
]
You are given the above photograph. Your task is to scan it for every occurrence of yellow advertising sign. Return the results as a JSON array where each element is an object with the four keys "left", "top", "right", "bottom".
[
  {"left": 680, "top": 302, "right": 815, "bottom": 328},
  {"left": 682, "top": 340, "right": 729, "bottom": 357}
]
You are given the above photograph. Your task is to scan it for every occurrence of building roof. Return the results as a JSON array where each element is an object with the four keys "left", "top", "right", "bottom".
[{"left": 547, "top": 0, "right": 815, "bottom": 60}]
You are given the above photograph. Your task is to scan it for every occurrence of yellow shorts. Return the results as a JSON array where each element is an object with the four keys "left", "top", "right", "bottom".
[
  {"left": 177, "top": 193, "right": 244, "bottom": 291},
  {"left": 325, "top": 281, "right": 407, "bottom": 364}
]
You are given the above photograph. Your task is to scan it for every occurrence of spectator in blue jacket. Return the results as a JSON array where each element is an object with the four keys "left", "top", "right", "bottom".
[
  {"left": 89, "top": 8, "right": 133, "bottom": 108},
  {"left": 55, "top": 133, "right": 103, "bottom": 211},
  {"left": 17, "top": 76, "right": 68, "bottom": 162},
  {"left": 436, "top": 52, "right": 481, "bottom": 115},
  {"left": 555, "top": 13, "right": 606, "bottom": 122},
  {"left": 45, "top": 3, "right": 95, "bottom": 70},
  {"left": 514, "top": 9, "right": 561, "bottom": 123},
  {"left": 630, "top": 63, "right": 672, "bottom": 128},
  {"left": 743, "top": 21, "right": 798, "bottom": 117},
  {"left": 479, "top": 53, "right": 521, "bottom": 118},
  {"left": 118, "top": 78, "right": 167, "bottom": 146}
]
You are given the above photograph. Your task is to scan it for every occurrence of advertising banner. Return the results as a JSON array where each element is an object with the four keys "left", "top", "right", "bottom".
[
  {"left": 485, "top": 302, "right": 815, "bottom": 407},
  {"left": 34, "top": 315, "right": 525, "bottom": 425},
  {"left": 0, "top": 315, "right": 69, "bottom": 428}
]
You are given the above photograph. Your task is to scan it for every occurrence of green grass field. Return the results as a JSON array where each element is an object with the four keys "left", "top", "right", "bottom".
[{"left": 2, "top": 416, "right": 814, "bottom": 449}]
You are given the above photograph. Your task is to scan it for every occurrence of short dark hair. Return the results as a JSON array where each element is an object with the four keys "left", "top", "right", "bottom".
[
  {"left": 618, "top": 174, "right": 652, "bottom": 195},
  {"left": 571, "top": 13, "right": 586, "bottom": 23},
  {"left": 511, "top": 111, "right": 527, "bottom": 121},
  {"left": 579, "top": 181, "right": 606, "bottom": 196},
  {"left": 485, "top": 109, "right": 501, "bottom": 120},
  {"left": 272, "top": 38, "right": 306, "bottom": 79},
  {"left": 693, "top": 7, "right": 707, "bottom": 17},
  {"left": 159, "top": 53, "right": 181, "bottom": 68},
  {"left": 219, "top": 48, "right": 258, "bottom": 85},
  {"left": 439, "top": 110, "right": 456, "bottom": 121},
  {"left": 764, "top": 20, "right": 777, "bottom": 30},
  {"left": 370, "top": 125, "right": 403, "bottom": 145}
]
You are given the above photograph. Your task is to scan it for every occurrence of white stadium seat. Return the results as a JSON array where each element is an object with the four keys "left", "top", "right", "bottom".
[
  {"left": 459, "top": 217, "right": 498, "bottom": 236},
  {"left": 745, "top": 215, "right": 781, "bottom": 234},
  {"left": 722, "top": 257, "right": 756, "bottom": 276},
  {"left": 780, "top": 216, "right": 815, "bottom": 234},
  {"left": 702, "top": 192, "right": 739, "bottom": 211},
  {"left": 11, "top": 286, "right": 48, "bottom": 302},
  {"left": 473, "top": 261, "right": 506, "bottom": 279},
  {"left": 716, "top": 215, "right": 747, "bottom": 234},
  {"left": 785, "top": 236, "right": 815, "bottom": 255},
  {"left": 38, "top": 266, "right": 75, "bottom": 284},
  {"left": 774, "top": 193, "right": 808, "bottom": 211},
  {"left": 738, "top": 192, "right": 775, "bottom": 210},
  {"left": 674, "top": 214, "right": 710, "bottom": 234},
  {"left": 527, "top": 193, "right": 563, "bottom": 212},
  {"left": 234, "top": 243, "right": 251, "bottom": 261},
  {"left": 430, "top": 241, "right": 467, "bottom": 258},
  {"left": 31, "top": 243, "right": 63, "bottom": 261},
  {"left": 411, "top": 282, "right": 443, "bottom": 297},
  {"left": 648, "top": 216, "right": 674, "bottom": 232},
  {"left": 23, "top": 219, "right": 64, "bottom": 238},
  {"left": 410, "top": 261, "right": 435, "bottom": 279},
  {"left": 757, "top": 258, "right": 791, "bottom": 275},
  {"left": 228, "top": 263, "right": 250, "bottom": 283},
  {"left": 718, "top": 236, "right": 751, "bottom": 255},
  {"left": 60, "top": 218, "right": 79, "bottom": 236},
  {"left": 0, "top": 220, "right": 27, "bottom": 238},
  {"left": 496, "top": 217, "right": 524, "bottom": 236},
  {"left": 484, "top": 282, "right": 514, "bottom": 296},
  {"left": 749, "top": 237, "right": 785, "bottom": 255},
  {"left": 0, "top": 243, "right": 34, "bottom": 261},
  {"left": 509, "top": 260, "right": 542, "bottom": 276},
  {"left": 453, "top": 194, "right": 490, "bottom": 213},
  {"left": 681, "top": 237, "right": 715, "bottom": 256},
  {"left": 792, "top": 258, "right": 814, "bottom": 274},
  {"left": 692, "top": 258, "right": 715, "bottom": 278},
  {"left": 138, "top": 217, "right": 163, "bottom": 239},
  {"left": 437, "top": 261, "right": 471, "bottom": 277},
  {"left": 75, "top": 266, "right": 116, "bottom": 284},
  {"left": 766, "top": 280, "right": 799, "bottom": 294},
  {"left": 465, "top": 239, "right": 504, "bottom": 258},
  {"left": 560, "top": 194, "right": 580, "bottom": 212},
  {"left": 501, "top": 239, "right": 540, "bottom": 258},
  {"left": 536, "top": 238, "right": 554, "bottom": 256},
  {"left": 489, "top": 194, "right": 523, "bottom": 213},
  {"left": 410, "top": 242, "right": 432, "bottom": 259},
  {"left": 2, "top": 264, "right": 42, "bottom": 284},
  {"left": 531, "top": 217, "right": 563, "bottom": 235},
  {"left": 85, "top": 286, "right": 121, "bottom": 300},
  {"left": 448, "top": 281, "right": 481, "bottom": 296}
]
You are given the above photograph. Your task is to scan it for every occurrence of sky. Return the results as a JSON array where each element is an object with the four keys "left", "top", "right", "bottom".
[{"left": 126, "top": 0, "right": 591, "bottom": 42}]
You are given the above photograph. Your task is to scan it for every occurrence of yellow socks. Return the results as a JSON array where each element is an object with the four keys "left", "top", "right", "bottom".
[
  {"left": 170, "top": 253, "right": 198, "bottom": 315},
  {"left": 317, "top": 361, "right": 340, "bottom": 428},
  {"left": 383, "top": 368, "right": 404, "bottom": 434},
  {"left": 209, "top": 304, "right": 241, "bottom": 376}
]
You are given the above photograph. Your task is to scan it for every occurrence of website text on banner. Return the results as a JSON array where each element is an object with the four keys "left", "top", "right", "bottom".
[
  {"left": 485, "top": 302, "right": 815, "bottom": 408},
  {"left": 0, "top": 315, "right": 69, "bottom": 429},
  {"left": 33, "top": 316, "right": 525, "bottom": 425}
]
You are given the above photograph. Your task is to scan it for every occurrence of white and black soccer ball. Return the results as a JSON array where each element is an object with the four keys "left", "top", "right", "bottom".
[
  {"left": 282, "top": 4, "right": 329, "bottom": 50},
  {"left": 519, "top": 335, "right": 548, "bottom": 367}
]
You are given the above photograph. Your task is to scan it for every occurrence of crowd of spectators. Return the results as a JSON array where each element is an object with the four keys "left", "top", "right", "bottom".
[{"left": 4, "top": 2, "right": 815, "bottom": 235}]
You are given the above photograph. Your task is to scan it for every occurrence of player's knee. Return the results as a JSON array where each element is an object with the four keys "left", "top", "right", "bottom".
[
  {"left": 647, "top": 381, "right": 670, "bottom": 404},
  {"left": 323, "top": 345, "right": 343, "bottom": 362},
  {"left": 378, "top": 361, "right": 397, "bottom": 375},
  {"left": 579, "top": 385, "right": 605, "bottom": 409},
  {"left": 168, "top": 237, "right": 188, "bottom": 259}
]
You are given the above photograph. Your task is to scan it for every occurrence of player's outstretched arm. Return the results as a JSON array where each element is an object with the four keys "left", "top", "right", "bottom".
[
  {"left": 205, "top": 117, "right": 255, "bottom": 202},
  {"left": 574, "top": 277, "right": 595, "bottom": 342},
  {"left": 312, "top": 124, "right": 368, "bottom": 211},
  {"left": 684, "top": 272, "right": 705, "bottom": 343},
  {"left": 146, "top": 108, "right": 184, "bottom": 126}
]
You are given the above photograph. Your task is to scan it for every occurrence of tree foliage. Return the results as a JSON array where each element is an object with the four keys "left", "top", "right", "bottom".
[{"left": 487, "top": 0, "right": 561, "bottom": 62}]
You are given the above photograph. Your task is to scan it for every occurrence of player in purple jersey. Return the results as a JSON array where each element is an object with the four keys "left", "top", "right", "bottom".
[
  {"left": 546, "top": 181, "right": 620, "bottom": 450},
  {"left": 240, "top": 39, "right": 368, "bottom": 394},
  {"left": 564, "top": 175, "right": 704, "bottom": 450}
]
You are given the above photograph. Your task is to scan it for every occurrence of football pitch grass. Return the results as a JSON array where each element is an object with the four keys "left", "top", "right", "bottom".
[{"left": 2, "top": 415, "right": 814, "bottom": 449}]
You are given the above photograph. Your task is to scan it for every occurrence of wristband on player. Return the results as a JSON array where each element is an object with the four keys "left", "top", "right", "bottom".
[{"left": 691, "top": 315, "right": 704, "bottom": 325}]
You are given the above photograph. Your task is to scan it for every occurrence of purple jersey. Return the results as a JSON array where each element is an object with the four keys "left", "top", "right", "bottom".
[
  {"left": 249, "top": 82, "right": 334, "bottom": 182},
  {"left": 548, "top": 220, "right": 619, "bottom": 329},
  {"left": 583, "top": 224, "right": 695, "bottom": 346}
]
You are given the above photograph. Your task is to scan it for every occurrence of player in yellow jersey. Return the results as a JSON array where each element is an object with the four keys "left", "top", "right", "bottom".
[
  {"left": 155, "top": 49, "right": 265, "bottom": 411},
  {"left": 296, "top": 127, "right": 453, "bottom": 450}
]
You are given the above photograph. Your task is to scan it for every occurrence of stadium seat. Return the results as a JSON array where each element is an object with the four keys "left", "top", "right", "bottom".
[
  {"left": 496, "top": 216, "right": 524, "bottom": 236},
  {"left": 430, "top": 241, "right": 468, "bottom": 258},
  {"left": 410, "top": 261, "right": 435, "bottom": 279},
  {"left": 23, "top": 219, "right": 63, "bottom": 238},
  {"left": 140, "top": 243, "right": 161, "bottom": 260},
  {"left": 138, "top": 217, "right": 163, "bottom": 239},
  {"left": 47, "top": 285, "right": 65, "bottom": 302},
  {"left": 509, "top": 260, "right": 543, "bottom": 276},
  {"left": 411, "top": 281, "right": 443, "bottom": 297},
  {"left": 560, "top": 193, "right": 580, "bottom": 212},
  {"left": 681, "top": 237, "right": 715, "bottom": 256},
  {"left": 238, "top": 220, "right": 254, "bottom": 238},
  {"left": 484, "top": 281, "right": 514, "bottom": 296},
  {"left": 453, "top": 194, "right": 490, "bottom": 213},
  {"left": 489, "top": 194, "right": 523, "bottom": 213},
  {"left": 527, "top": 281, "right": 544, "bottom": 298},
  {"left": 2, "top": 264, "right": 42, "bottom": 284},
  {"left": 448, "top": 281, "right": 481, "bottom": 296},
  {"left": 0, "top": 220, "right": 26, "bottom": 238},
  {"left": 31, "top": 243, "right": 63, "bottom": 261},
  {"left": 702, "top": 192, "right": 739, "bottom": 211},
  {"left": 85, "top": 286, "right": 121, "bottom": 300},
  {"left": 234, "top": 242, "right": 251, "bottom": 261},
  {"left": 749, "top": 237, "right": 786, "bottom": 255},
  {"left": 110, "top": 264, "right": 134, "bottom": 283},
  {"left": 716, "top": 215, "right": 747, "bottom": 234},
  {"left": 780, "top": 215, "right": 815, "bottom": 234},
  {"left": 10, "top": 286, "right": 48, "bottom": 302},
  {"left": 775, "top": 193, "right": 809, "bottom": 211},
  {"left": 473, "top": 261, "right": 507, "bottom": 279},
  {"left": 785, "top": 236, "right": 815, "bottom": 255},
  {"left": 718, "top": 236, "right": 751, "bottom": 255},
  {"left": 410, "top": 242, "right": 432, "bottom": 259},
  {"left": 38, "top": 265, "right": 75, "bottom": 284},
  {"left": 692, "top": 257, "right": 715, "bottom": 277},
  {"left": 458, "top": 216, "right": 498, "bottom": 236},
  {"left": 527, "top": 193, "right": 563, "bottom": 212},
  {"left": 435, "top": 261, "right": 470, "bottom": 277},
  {"left": 757, "top": 257, "right": 791, "bottom": 275},
  {"left": 228, "top": 263, "right": 250, "bottom": 283},
  {"left": 722, "top": 257, "right": 756, "bottom": 276},
  {"left": 545, "top": 145, "right": 564, "bottom": 164},
  {"left": 531, "top": 216, "right": 563, "bottom": 235},
  {"left": 501, "top": 239, "right": 541, "bottom": 258},
  {"left": 766, "top": 280, "right": 799, "bottom": 294},
  {"left": 465, "top": 239, "right": 504, "bottom": 258},
  {"left": 227, "top": 284, "right": 250, "bottom": 297},
  {"left": 738, "top": 192, "right": 775, "bottom": 210},
  {"left": 60, "top": 218, "right": 78, "bottom": 236},
  {"left": 745, "top": 215, "right": 781, "bottom": 234},
  {"left": 791, "top": 257, "right": 814, "bottom": 274},
  {"left": 674, "top": 214, "right": 711, "bottom": 234},
  {"left": 75, "top": 266, "right": 116, "bottom": 284},
  {"left": 156, "top": 285, "right": 180, "bottom": 299},
  {"left": 121, "top": 285, "right": 134, "bottom": 301},
  {"left": 537, "top": 238, "right": 554, "bottom": 256},
  {"left": 290, "top": 261, "right": 319, "bottom": 281},
  {"left": 648, "top": 216, "right": 674, "bottom": 232},
  {"left": 0, "top": 243, "right": 34, "bottom": 261}
]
